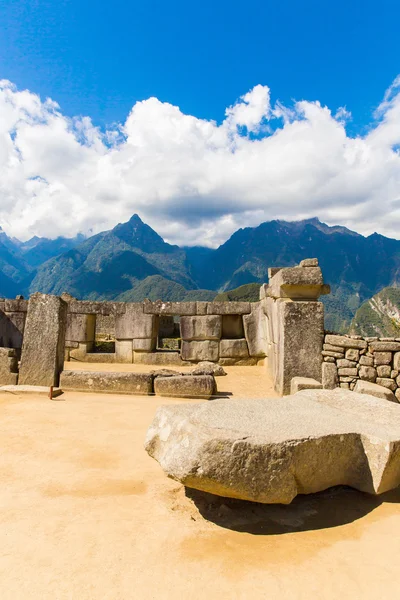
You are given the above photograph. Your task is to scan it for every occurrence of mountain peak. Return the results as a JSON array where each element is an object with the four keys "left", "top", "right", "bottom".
[{"left": 128, "top": 213, "right": 144, "bottom": 225}]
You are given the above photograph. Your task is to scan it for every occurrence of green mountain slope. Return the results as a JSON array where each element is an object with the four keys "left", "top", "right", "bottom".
[
  {"left": 29, "top": 215, "right": 198, "bottom": 299},
  {"left": 214, "top": 283, "right": 261, "bottom": 302},
  {"left": 350, "top": 287, "right": 400, "bottom": 337}
]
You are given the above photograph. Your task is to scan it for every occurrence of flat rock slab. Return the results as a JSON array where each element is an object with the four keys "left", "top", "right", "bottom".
[
  {"left": 60, "top": 370, "right": 153, "bottom": 395},
  {"left": 145, "top": 389, "right": 400, "bottom": 504},
  {"left": 0, "top": 385, "right": 63, "bottom": 398},
  {"left": 154, "top": 375, "right": 216, "bottom": 399}
]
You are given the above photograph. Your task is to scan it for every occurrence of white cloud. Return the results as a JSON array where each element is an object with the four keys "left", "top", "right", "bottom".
[{"left": 1, "top": 77, "right": 400, "bottom": 247}]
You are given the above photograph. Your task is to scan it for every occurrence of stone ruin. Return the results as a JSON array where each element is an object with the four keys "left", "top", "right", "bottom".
[
  {"left": 2, "top": 257, "right": 400, "bottom": 403},
  {"left": 1, "top": 258, "right": 400, "bottom": 503},
  {"left": 0, "top": 257, "right": 331, "bottom": 396}
]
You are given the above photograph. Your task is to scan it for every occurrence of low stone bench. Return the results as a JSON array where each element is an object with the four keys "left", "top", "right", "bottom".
[
  {"left": 60, "top": 370, "right": 153, "bottom": 395},
  {"left": 154, "top": 375, "right": 216, "bottom": 399},
  {"left": 59, "top": 369, "right": 217, "bottom": 399}
]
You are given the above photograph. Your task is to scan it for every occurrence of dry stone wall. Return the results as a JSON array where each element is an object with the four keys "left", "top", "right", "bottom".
[
  {"left": 322, "top": 333, "right": 400, "bottom": 402},
  {"left": 62, "top": 298, "right": 261, "bottom": 366}
]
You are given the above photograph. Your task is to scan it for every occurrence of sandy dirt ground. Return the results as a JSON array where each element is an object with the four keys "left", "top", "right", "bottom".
[{"left": 1, "top": 365, "right": 400, "bottom": 599}]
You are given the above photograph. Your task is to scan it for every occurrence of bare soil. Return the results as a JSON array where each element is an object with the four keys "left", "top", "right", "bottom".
[{"left": 1, "top": 364, "right": 399, "bottom": 599}]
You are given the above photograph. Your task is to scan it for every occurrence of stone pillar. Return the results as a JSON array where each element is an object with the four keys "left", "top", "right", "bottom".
[
  {"left": 264, "top": 259, "right": 329, "bottom": 395},
  {"left": 18, "top": 294, "right": 68, "bottom": 387}
]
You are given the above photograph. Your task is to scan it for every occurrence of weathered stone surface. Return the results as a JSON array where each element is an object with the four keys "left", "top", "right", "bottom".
[
  {"left": 0, "top": 370, "right": 18, "bottom": 385},
  {"left": 132, "top": 338, "right": 157, "bottom": 352},
  {"left": 115, "top": 340, "right": 133, "bottom": 363},
  {"left": 145, "top": 388, "right": 400, "bottom": 504},
  {"left": 154, "top": 375, "right": 215, "bottom": 398},
  {"left": 268, "top": 267, "right": 283, "bottom": 279},
  {"left": 337, "top": 367, "right": 358, "bottom": 377},
  {"left": 354, "top": 380, "right": 397, "bottom": 403},
  {"left": 67, "top": 301, "right": 126, "bottom": 315},
  {"left": 290, "top": 377, "right": 322, "bottom": 394},
  {"left": 259, "top": 283, "right": 269, "bottom": 299},
  {"left": 337, "top": 359, "right": 357, "bottom": 368},
  {"left": 206, "top": 302, "right": 251, "bottom": 315},
  {"left": 299, "top": 258, "right": 319, "bottom": 267},
  {"left": 359, "top": 366, "right": 377, "bottom": 382},
  {"left": 134, "top": 352, "right": 190, "bottom": 366},
  {"left": 180, "top": 315, "right": 222, "bottom": 341},
  {"left": 69, "top": 342, "right": 93, "bottom": 361},
  {"left": 60, "top": 370, "right": 153, "bottom": 394},
  {"left": 221, "top": 315, "right": 244, "bottom": 339},
  {"left": 152, "top": 369, "right": 183, "bottom": 378},
  {"left": 0, "top": 348, "right": 18, "bottom": 358},
  {"left": 65, "top": 341, "right": 79, "bottom": 349},
  {"left": 191, "top": 362, "right": 227, "bottom": 377},
  {"left": 65, "top": 313, "right": 96, "bottom": 343},
  {"left": 324, "top": 335, "right": 367, "bottom": 350},
  {"left": 374, "top": 352, "right": 392, "bottom": 366},
  {"left": 196, "top": 302, "right": 208, "bottom": 316},
  {"left": 115, "top": 304, "right": 158, "bottom": 339},
  {"left": 377, "top": 365, "right": 391, "bottom": 378},
  {"left": 322, "top": 350, "right": 344, "bottom": 359},
  {"left": 394, "top": 352, "right": 400, "bottom": 371},
  {"left": 360, "top": 355, "right": 374, "bottom": 367},
  {"left": 323, "top": 344, "right": 345, "bottom": 353},
  {"left": 267, "top": 266, "right": 326, "bottom": 300},
  {"left": 82, "top": 352, "right": 116, "bottom": 363},
  {"left": 181, "top": 340, "right": 219, "bottom": 362},
  {"left": 143, "top": 300, "right": 196, "bottom": 316},
  {"left": 340, "top": 382, "right": 350, "bottom": 389},
  {"left": 4, "top": 299, "right": 28, "bottom": 313},
  {"left": 340, "top": 376, "right": 356, "bottom": 383},
  {"left": 19, "top": 294, "right": 67, "bottom": 387},
  {"left": 323, "top": 356, "right": 335, "bottom": 363},
  {"left": 0, "top": 311, "right": 25, "bottom": 348},
  {"left": 376, "top": 378, "right": 397, "bottom": 391},
  {"left": 392, "top": 370, "right": 399, "bottom": 379},
  {"left": 322, "top": 362, "right": 338, "bottom": 389},
  {"left": 345, "top": 348, "right": 360, "bottom": 362},
  {"left": 219, "top": 339, "right": 249, "bottom": 358},
  {"left": 271, "top": 300, "right": 324, "bottom": 396},
  {"left": 243, "top": 303, "right": 267, "bottom": 357},
  {"left": 370, "top": 341, "right": 400, "bottom": 352}
]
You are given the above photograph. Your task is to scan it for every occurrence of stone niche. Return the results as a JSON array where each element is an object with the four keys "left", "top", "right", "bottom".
[{"left": 221, "top": 315, "right": 244, "bottom": 339}]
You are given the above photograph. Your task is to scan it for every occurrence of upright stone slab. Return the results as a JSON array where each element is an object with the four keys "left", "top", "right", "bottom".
[
  {"left": 19, "top": 294, "right": 67, "bottom": 387},
  {"left": 274, "top": 299, "right": 324, "bottom": 395}
]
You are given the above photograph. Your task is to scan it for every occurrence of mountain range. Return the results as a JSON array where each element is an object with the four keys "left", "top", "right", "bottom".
[{"left": 1, "top": 215, "right": 400, "bottom": 332}]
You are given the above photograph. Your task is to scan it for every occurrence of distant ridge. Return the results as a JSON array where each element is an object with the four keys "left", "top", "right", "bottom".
[{"left": 2, "top": 214, "right": 400, "bottom": 332}]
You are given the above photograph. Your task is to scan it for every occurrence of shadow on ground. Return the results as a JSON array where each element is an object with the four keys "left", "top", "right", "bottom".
[{"left": 185, "top": 485, "right": 400, "bottom": 535}]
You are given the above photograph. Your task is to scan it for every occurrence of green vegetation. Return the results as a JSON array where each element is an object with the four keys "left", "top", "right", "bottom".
[
  {"left": 214, "top": 283, "right": 261, "bottom": 302},
  {"left": 350, "top": 287, "right": 400, "bottom": 337}
]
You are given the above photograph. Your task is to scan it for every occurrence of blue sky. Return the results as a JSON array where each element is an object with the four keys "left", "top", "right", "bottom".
[
  {"left": 1, "top": 0, "right": 398, "bottom": 132},
  {"left": 1, "top": 0, "right": 400, "bottom": 246}
]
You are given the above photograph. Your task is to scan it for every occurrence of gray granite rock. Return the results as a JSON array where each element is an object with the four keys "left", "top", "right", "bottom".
[
  {"left": 145, "top": 388, "right": 400, "bottom": 504},
  {"left": 19, "top": 294, "right": 67, "bottom": 387}
]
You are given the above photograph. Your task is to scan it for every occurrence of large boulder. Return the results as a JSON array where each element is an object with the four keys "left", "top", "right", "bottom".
[{"left": 145, "top": 389, "right": 400, "bottom": 504}]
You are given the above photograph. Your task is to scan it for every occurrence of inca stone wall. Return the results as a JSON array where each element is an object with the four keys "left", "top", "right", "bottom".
[
  {"left": 62, "top": 298, "right": 263, "bottom": 366},
  {"left": 0, "top": 257, "right": 335, "bottom": 396},
  {"left": 322, "top": 333, "right": 400, "bottom": 402}
]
